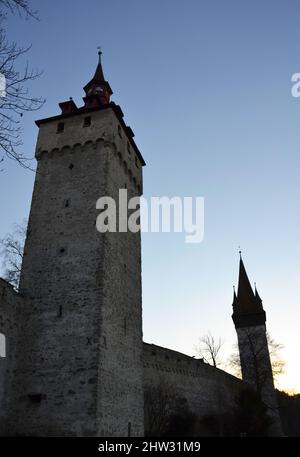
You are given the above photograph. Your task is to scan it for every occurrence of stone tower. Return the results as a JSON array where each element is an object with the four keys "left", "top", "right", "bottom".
[
  {"left": 7, "top": 52, "right": 145, "bottom": 436},
  {"left": 232, "top": 255, "right": 282, "bottom": 435}
]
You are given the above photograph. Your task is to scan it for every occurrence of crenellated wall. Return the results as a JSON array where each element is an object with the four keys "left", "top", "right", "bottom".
[{"left": 143, "top": 342, "right": 243, "bottom": 427}]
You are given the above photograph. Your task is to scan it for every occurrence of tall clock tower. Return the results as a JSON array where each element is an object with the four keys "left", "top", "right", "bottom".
[{"left": 8, "top": 52, "right": 145, "bottom": 436}]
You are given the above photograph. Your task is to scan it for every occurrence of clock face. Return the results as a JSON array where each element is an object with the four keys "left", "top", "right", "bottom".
[{"left": 95, "top": 86, "right": 103, "bottom": 93}]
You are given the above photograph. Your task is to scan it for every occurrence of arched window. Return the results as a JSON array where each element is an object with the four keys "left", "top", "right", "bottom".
[{"left": 0, "top": 333, "right": 6, "bottom": 358}]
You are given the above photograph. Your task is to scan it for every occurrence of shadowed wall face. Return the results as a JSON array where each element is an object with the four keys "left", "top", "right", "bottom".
[
  {"left": 0, "top": 279, "right": 22, "bottom": 431},
  {"left": 143, "top": 342, "right": 244, "bottom": 436}
]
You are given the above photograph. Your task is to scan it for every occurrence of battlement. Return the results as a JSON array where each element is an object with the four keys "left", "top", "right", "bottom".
[
  {"left": 34, "top": 107, "right": 143, "bottom": 196},
  {"left": 143, "top": 342, "right": 242, "bottom": 384},
  {"left": 143, "top": 342, "right": 243, "bottom": 424}
]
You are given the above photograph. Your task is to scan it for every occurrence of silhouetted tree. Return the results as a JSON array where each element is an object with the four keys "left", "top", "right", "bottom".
[
  {"left": 144, "top": 381, "right": 174, "bottom": 437},
  {"left": 0, "top": 219, "right": 26, "bottom": 288},
  {"left": 0, "top": 0, "right": 44, "bottom": 168},
  {"left": 0, "top": 0, "right": 37, "bottom": 18},
  {"left": 195, "top": 331, "right": 224, "bottom": 368},
  {"left": 228, "top": 330, "right": 285, "bottom": 393},
  {"left": 164, "top": 396, "right": 196, "bottom": 437},
  {"left": 144, "top": 379, "right": 196, "bottom": 437},
  {"left": 233, "top": 388, "right": 272, "bottom": 436},
  {"left": 277, "top": 390, "right": 300, "bottom": 437}
]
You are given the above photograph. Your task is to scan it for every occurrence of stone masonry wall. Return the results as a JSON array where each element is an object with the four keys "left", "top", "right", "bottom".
[
  {"left": 143, "top": 343, "right": 243, "bottom": 427},
  {"left": 3, "top": 107, "right": 144, "bottom": 436},
  {"left": 0, "top": 279, "right": 23, "bottom": 434},
  {"left": 236, "top": 325, "right": 283, "bottom": 435}
]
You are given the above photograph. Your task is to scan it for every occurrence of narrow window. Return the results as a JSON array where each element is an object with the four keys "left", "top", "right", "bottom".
[
  {"left": 64, "top": 199, "right": 70, "bottom": 208},
  {"left": 28, "top": 394, "right": 44, "bottom": 404},
  {"left": 0, "top": 333, "right": 6, "bottom": 358},
  {"left": 83, "top": 116, "right": 91, "bottom": 127},
  {"left": 59, "top": 247, "right": 66, "bottom": 255},
  {"left": 69, "top": 163, "right": 74, "bottom": 170},
  {"left": 118, "top": 125, "right": 122, "bottom": 138},
  {"left": 56, "top": 122, "right": 64, "bottom": 133},
  {"left": 58, "top": 305, "right": 63, "bottom": 317},
  {"left": 135, "top": 157, "right": 138, "bottom": 168}
]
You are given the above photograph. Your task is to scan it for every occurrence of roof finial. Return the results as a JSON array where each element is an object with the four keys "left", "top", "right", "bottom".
[
  {"left": 232, "top": 285, "right": 237, "bottom": 306},
  {"left": 97, "top": 46, "right": 102, "bottom": 63},
  {"left": 238, "top": 246, "right": 242, "bottom": 259},
  {"left": 233, "top": 285, "right": 236, "bottom": 297}
]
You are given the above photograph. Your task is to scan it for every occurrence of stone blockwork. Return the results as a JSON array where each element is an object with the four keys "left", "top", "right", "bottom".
[
  {"left": 143, "top": 343, "right": 243, "bottom": 423},
  {"left": 236, "top": 326, "right": 282, "bottom": 434},
  {"left": 0, "top": 279, "right": 24, "bottom": 434},
  {"left": 1, "top": 105, "right": 144, "bottom": 436}
]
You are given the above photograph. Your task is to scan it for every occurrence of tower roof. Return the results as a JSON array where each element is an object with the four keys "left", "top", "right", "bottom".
[
  {"left": 93, "top": 51, "right": 105, "bottom": 81},
  {"left": 237, "top": 257, "right": 257, "bottom": 313},
  {"left": 232, "top": 256, "right": 266, "bottom": 328},
  {"left": 83, "top": 50, "right": 113, "bottom": 100},
  {"left": 35, "top": 52, "right": 146, "bottom": 167}
]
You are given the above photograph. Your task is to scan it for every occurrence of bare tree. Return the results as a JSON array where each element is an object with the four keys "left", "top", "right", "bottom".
[
  {"left": 144, "top": 381, "right": 174, "bottom": 436},
  {"left": 0, "top": 0, "right": 44, "bottom": 168},
  {"left": 0, "top": 219, "right": 26, "bottom": 289},
  {"left": 0, "top": 0, "right": 38, "bottom": 18},
  {"left": 144, "top": 378, "right": 196, "bottom": 437},
  {"left": 228, "top": 330, "right": 286, "bottom": 390},
  {"left": 195, "top": 331, "right": 224, "bottom": 368}
]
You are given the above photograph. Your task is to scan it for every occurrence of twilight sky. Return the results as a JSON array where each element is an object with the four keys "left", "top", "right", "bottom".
[{"left": 1, "top": 0, "right": 300, "bottom": 392}]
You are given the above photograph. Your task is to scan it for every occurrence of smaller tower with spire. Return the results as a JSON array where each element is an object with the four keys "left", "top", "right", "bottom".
[
  {"left": 83, "top": 50, "right": 113, "bottom": 108},
  {"left": 232, "top": 255, "right": 282, "bottom": 435}
]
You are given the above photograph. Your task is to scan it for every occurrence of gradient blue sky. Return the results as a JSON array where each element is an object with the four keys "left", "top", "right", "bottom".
[{"left": 1, "top": 0, "right": 300, "bottom": 391}]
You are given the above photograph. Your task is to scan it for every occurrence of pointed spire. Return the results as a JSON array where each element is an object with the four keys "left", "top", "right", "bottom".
[
  {"left": 232, "top": 254, "right": 266, "bottom": 328},
  {"left": 83, "top": 49, "right": 113, "bottom": 107},
  {"left": 232, "top": 285, "right": 238, "bottom": 311},
  {"left": 237, "top": 256, "right": 256, "bottom": 309},
  {"left": 92, "top": 48, "right": 105, "bottom": 81}
]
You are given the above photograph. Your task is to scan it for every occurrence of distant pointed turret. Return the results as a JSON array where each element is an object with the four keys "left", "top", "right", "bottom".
[{"left": 232, "top": 256, "right": 266, "bottom": 328}]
